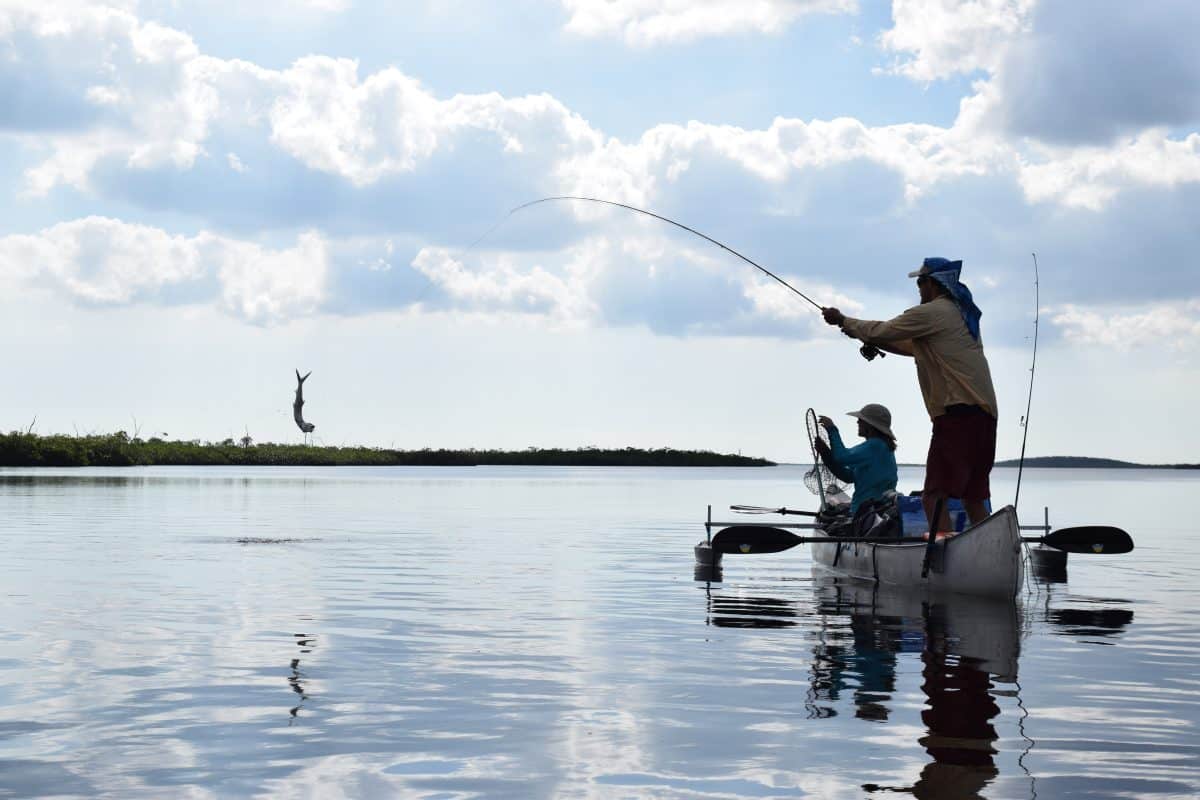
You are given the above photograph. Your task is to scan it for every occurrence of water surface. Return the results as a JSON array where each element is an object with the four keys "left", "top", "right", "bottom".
[{"left": 1, "top": 466, "right": 1197, "bottom": 798}]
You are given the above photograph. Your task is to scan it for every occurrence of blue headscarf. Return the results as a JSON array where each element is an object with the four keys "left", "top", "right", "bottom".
[{"left": 910, "top": 257, "right": 982, "bottom": 340}]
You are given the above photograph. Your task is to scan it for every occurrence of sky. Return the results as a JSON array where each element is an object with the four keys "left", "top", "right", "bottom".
[{"left": 1, "top": 0, "right": 1198, "bottom": 464}]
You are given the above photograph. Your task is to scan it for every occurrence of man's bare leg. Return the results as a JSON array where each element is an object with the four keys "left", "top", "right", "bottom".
[
  {"left": 923, "top": 491, "right": 951, "bottom": 533},
  {"left": 964, "top": 500, "right": 990, "bottom": 525}
]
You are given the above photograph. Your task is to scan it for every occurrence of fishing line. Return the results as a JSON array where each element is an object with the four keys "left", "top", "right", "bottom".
[
  {"left": 472, "top": 195, "right": 826, "bottom": 311},
  {"left": 462, "top": 195, "right": 888, "bottom": 360},
  {"left": 1014, "top": 253, "right": 1040, "bottom": 510}
]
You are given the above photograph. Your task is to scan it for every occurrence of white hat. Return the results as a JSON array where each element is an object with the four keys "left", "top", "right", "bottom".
[{"left": 847, "top": 403, "right": 896, "bottom": 443}]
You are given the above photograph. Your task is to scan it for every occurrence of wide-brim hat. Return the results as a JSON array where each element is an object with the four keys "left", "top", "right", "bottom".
[
  {"left": 847, "top": 403, "right": 896, "bottom": 443},
  {"left": 908, "top": 257, "right": 962, "bottom": 279}
]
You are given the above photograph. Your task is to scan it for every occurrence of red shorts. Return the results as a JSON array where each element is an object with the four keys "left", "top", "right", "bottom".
[{"left": 924, "top": 405, "right": 997, "bottom": 501}]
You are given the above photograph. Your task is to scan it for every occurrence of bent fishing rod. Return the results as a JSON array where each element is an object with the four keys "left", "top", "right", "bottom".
[{"left": 496, "top": 196, "right": 884, "bottom": 360}]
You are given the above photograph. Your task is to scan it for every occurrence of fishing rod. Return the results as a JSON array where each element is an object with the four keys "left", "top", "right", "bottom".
[
  {"left": 1013, "top": 252, "right": 1040, "bottom": 510},
  {"left": 512, "top": 196, "right": 823, "bottom": 309},
  {"left": 501, "top": 196, "right": 884, "bottom": 360}
]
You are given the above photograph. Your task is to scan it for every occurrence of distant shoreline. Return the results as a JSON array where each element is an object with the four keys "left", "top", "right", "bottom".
[
  {"left": 992, "top": 456, "right": 1199, "bottom": 470},
  {"left": 0, "top": 432, "right": 775, "bottom": 468}
]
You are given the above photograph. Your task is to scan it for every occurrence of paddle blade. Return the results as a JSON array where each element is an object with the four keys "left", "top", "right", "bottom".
[
  {"left": 711, "top": 525, "right": 801, "bottom": 555},
  {"left": 1042, "top": 525, "right": 1134, "bottom": 554}
]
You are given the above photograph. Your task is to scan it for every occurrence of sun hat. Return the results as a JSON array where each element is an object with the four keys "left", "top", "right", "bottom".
[
  {"left": 907, "top": 256, "right": 962, "bottom": 278},
  {"left": 905, "top": 256, "right": 983, "bottom": 341},
  {"left": 847, "top": 403, "right": 896, "bottom": 443}
]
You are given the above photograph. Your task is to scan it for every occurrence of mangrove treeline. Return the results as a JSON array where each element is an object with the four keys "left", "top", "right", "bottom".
[{"left": 0, "top": 431, "right": 775, "bottom": 468}]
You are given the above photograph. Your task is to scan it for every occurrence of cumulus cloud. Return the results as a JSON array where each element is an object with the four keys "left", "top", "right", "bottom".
[
  {"left": 560, "top": 0, "right": 856, "bottom": 46},
  {"left": 4, "top": 1, "right": 1199, "bottom": 224},
  {"left": 878, "top": 1, "right": 1200, "bottom": 149},
  {"left": 0, "top": 5, "right": 600, "bottom": 198},
  {"left": 1017, "top": 132, "right": 1200, "bottom": 210},
  {"left": 558, "top": 116, "right": 1011, "bottom": 210},
  {"left": 1, "top": 2, "right": 1199, "bottom": 337},
  {"left": 1050, "top": 300, "right": 1200, "bottom": 351},
  {"left": 0, "top": 213, "right": 857, "bottom": 337},
  {"left": 0, "top": 217, "right": 205, "bottom": 303},
  {"left": 407, "top": 233, "right": 860, "bottom": 339},
  {"left": 0, "top": 217, "right": 328, "bottom": 324},
  {"left": 989, "top": 0, "right": 1200, "bottom": 145},
  {"left": 215, "top": 232, "right": 328, "bottom": 323},
  {"left": 411, "top": 246, "right": 588, "bottom": 319},
  {"left": 267, "top": 59, "right": 598, "bottom": 186},
  {"left": 878, "top": 0, "right": 1034, "bottom": 81}
]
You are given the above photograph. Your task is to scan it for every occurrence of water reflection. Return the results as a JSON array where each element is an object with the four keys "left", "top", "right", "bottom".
[
  {"left": 704, "top": 591, "right": 803, "bottom": 629},
  {"left": 704, "top": 575, "right": 1145, "bottom": 798},
  {"left": 288, "top": 632, "right": 316, "bottom": 724},
  {"left": 2, "top": 466, "right": 1186, "bottom": 798}
]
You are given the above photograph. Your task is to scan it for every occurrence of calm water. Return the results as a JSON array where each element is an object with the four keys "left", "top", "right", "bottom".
[{"left": 1, "top": 465, "right": 1197, "bottom": 799}]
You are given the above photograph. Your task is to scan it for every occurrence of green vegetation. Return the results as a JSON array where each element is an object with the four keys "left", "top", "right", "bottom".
[{"left": 0, "top": 431, "right": 775, "bottom": 467}]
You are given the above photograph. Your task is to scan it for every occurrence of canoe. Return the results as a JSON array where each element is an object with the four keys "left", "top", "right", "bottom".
[{"left": 809, "top": 505, "right": 1024, "bottom": 599}]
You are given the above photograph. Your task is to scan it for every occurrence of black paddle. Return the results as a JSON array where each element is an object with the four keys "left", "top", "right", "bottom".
[
  {"left": 1029, "top": 525, "right": 1134, "bottom": 554},
  {"left": 711, "top": 526, "right": 926, "bottom": 554},
  {"left": 730, "top": 505, "right": 819, "bottom": 517},
  {"left": 711, "top": 524, "right": 1134, "bottom": 556}
]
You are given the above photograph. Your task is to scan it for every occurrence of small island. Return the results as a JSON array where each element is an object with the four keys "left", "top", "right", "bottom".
[
  {"left": 995, "top": 455, "right": 1199, "bottom": 470},
  {"left": 0, "top": 431, "right": 775, "bottom": 468}
]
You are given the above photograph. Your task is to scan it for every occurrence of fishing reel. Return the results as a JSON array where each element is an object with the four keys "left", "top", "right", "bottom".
[
  {"left": 860, "top": 344, "right": 885, "bottom": 362},
  {"left": 839, "top": 327, "right": 884, "bottom": 361}
]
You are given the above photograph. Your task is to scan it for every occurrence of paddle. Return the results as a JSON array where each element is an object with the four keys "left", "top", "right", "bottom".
[
  {"left": 711, "top": 525, "right": 928, "bottom": 554},
  {"left": 1024, "top": 525, "right": 1134, "bottom": 554},
  {"left": 710, "top": 524, "right": 1134, "bottom": 556},
  {"left": 730, "top": 505, "right": 818, "bottom": 517}
]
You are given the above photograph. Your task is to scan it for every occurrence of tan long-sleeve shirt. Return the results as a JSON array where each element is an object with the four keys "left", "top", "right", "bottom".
[{"left": 841, "top": 296, "right": 998, "bottom": 420}]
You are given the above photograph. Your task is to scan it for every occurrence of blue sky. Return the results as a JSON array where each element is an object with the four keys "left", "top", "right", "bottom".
[{"left": 1, "top": 0, "right": 1197, "bottom": 464}]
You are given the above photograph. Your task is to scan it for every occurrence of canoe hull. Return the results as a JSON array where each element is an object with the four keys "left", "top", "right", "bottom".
[{"left": 810, "top": 505, "right": 1024, "bottom": 599}]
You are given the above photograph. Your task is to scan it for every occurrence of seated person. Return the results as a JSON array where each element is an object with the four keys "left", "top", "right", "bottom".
[{"left": 814, "top": 403, "right": 899, "bottom": 515}]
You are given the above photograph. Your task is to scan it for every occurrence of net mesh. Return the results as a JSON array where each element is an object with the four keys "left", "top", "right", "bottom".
[{"left": 804, "top": 408, "right": 846, "bottom": 500}]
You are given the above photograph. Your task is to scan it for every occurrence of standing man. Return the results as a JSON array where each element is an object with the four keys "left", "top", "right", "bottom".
[{"left": 821, "top": 258, "right": 998, "bottom": 533}]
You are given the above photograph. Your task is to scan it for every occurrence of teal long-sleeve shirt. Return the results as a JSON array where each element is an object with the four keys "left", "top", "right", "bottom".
[{"left": 825, "top": 428, "right": 898, "bottom": 514}]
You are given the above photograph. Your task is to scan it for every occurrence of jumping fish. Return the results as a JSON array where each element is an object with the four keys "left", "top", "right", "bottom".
[{"left": 293, "top": 370, "right": 315, "bottom": 433}]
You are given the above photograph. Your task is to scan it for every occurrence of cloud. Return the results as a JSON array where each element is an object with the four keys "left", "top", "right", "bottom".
[
  {"left": 1017, "top": 132, "right": 1200, "bottom": 210},
  {"left": 0, "top": 216, "right": 206, "bottom": 303},
  {"left": 990, "top": 0, "right": 1200, "bottom": 145},
  {"left": 2, "top": 2, "right": 1200, "bottom": 337},
  {"left": 411, "top": 246, "right": 589, "bottom": 319},
  {"left": 559, "top": 0, "right": 857, "bottom": 46},
  {"left": 5, "top": 1, "right": 1198, "bottom": 226},
  {"left": 0, "top": 6, "right": 601, "bottom": 213},
  {"left": 1050, "top": 300, "right": 1200, "bottom": 351},
  {"left": 0, "top": 217, "right": 328, "bottom": 324},
  {"left": 0, "top": 4, "right": 229, "bottom": 194},
  {"left": 0, "top": 214, "right": 856, "bottom": 337},
  {"left": 216, "top": 231, "right": 328, "bottom": 323},
  {"left": 877, "top": 1, "right": 1200, "bottom": 149},
  {"left": 426, "top": 233, "right": 863, "bottom": 339},
  {"left": 266, "top": 58, "right": 598, "bottom": 187},
  {"left": 878, "top": 0, "right": 1034, "bottom": 81}
]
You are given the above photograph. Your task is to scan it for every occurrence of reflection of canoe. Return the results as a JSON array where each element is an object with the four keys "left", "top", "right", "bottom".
[
  {"left": 814, "top": 575, "right": 1022, "bottom": 682},
  {"left": 812, "top": 576, "right": 1021, "bottom": 796},
  {"left": 811, "top": 505, "right": 1024, "bottom": 600}
]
